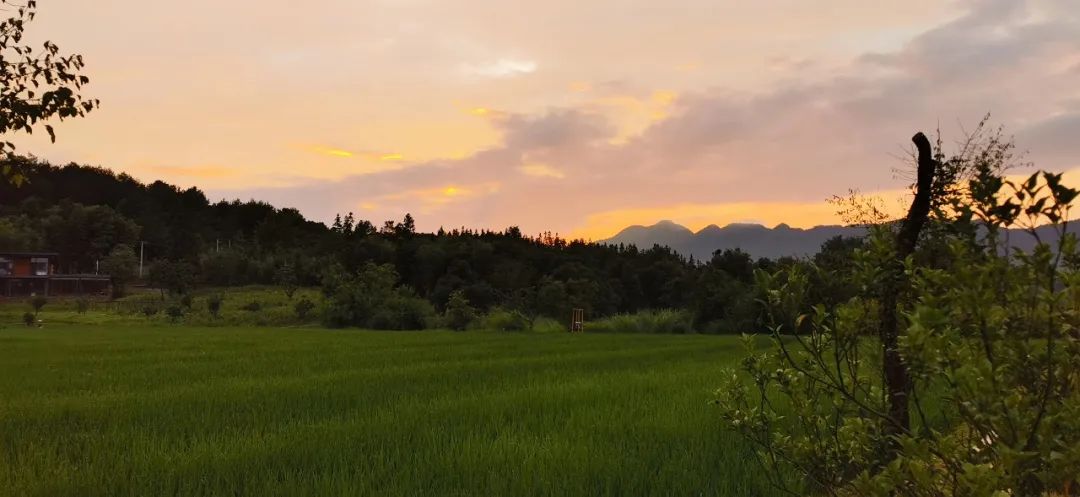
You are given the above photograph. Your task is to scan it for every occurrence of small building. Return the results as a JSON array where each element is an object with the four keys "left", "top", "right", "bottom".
[{"left": 0, "top": 252, "right": 111, "bottom": 297}]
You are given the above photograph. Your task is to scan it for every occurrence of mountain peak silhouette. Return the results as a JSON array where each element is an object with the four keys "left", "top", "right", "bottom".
[{"left": 604, "top": 221, "right": 865, "bottom": 259}]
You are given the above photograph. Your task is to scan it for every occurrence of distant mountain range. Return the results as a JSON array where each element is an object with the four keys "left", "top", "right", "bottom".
[
  {"left": 601, "top": 220, "right": 1076, "bottom": 261},
  {"left": 602, "top": 221, "right": 866, "bottom": 260}
]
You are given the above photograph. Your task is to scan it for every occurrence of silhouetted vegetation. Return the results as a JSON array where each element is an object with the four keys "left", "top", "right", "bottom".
[
  {"left": 206, "top": 294, "right": 223, "bottom": 318},
  {"left": 717, "top": 125, "right": 1080, "bottom": 495},
  {"left": 28, "top": 295, "right": 45, "bottom": 316},
  {"left": 0, "top": 158, "right": 816, "bottom": 332},
  {"left": 0, "top": 0, "right": 98, "bottom": 186}
]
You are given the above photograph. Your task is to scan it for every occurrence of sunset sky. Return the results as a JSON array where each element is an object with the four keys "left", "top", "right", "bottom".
[{"left": 12, "top": 0, "right": 1080, "bottom": 239}]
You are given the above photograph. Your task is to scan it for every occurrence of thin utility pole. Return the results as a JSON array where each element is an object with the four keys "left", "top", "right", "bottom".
[{"left": 139, "top": 241, "right": 147, "bottom": 278}]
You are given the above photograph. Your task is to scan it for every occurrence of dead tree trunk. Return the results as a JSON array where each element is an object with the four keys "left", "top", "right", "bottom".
[{"left": 880, "top": 132, "right": 937, "bottom": 447}]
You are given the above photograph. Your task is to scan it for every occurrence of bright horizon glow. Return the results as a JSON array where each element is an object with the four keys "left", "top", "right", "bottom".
[{"left": 11, "top": 0, "right": 1080, "bottom": 239}]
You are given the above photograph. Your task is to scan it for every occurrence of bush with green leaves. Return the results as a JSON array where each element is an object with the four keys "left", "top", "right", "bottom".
[
  {"left": 75, "top": 297, "right": 90, "bottom": 314},
  {"left": 206, "top": 294, "right": 223, "bottom": 318},
  {"left": 478, "top": 307, "right": 530, "bottom": 331},
  {"left": 179, "top": 293, "right": 193, "bottom": 309},
  {"left": 164, "top": 304, "right": 183, "bottom": 323},
  {"left": 240, "top": 301, "right": 262, "bottom": 313},
  {"left": 716, "top": 128, "right": 1080, "bottom": 496},
  {"left": 21, "top": 312, "right": 35, "bottom": 327},
  {"left": 28, "top": 296, "right": 46, "bottom": 316},
  {"left": 0, "top": 0, "right": 99, "bottom": 185},
  {"left": 443, "top": 290, "right": 476, "bottom": 331},
  {"left": 321, "top": 262, "right": 435, "bottom": 330},
  {"left": 141, "top": 305, "right": 159, "bottom": 319},
  {"left": 100, "top": 244, "right": 138, "bottom": 298},
  {"left": 275, "top": 263, "right": 299, "bottom": 300},
  {"left": 585, "top": 309, "right": 694, "bottom": 334},
  {"left": 294, "top": 298, "right": 315, "bottom": 321},
  {"left": 530, "top": 317, "right": 565, "bottom": 334},
  {"left": 149, "top": 260, "right": 196, "bottom": 297},
  {"left": 368, "top": 293, "right": 437, "bottom": 331}
]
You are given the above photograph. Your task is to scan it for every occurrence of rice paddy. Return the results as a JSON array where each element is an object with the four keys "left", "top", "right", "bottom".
[{"left": 0, "top": 325, "right": 777, "bottom": 496}]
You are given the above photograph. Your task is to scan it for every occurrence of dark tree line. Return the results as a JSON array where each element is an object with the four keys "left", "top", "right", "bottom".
[{"left": 0, "top": 157, "right": 863, "bottom": 331}]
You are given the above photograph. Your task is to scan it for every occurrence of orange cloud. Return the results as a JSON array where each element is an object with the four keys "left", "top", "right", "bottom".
[
  {"left": 301, "top": 144, "right": 406, "bottom": 163},
  {"left": 675, "top": 62, "right": 702, "bottom": 72},
  {"left": 589, "top": 90, "right": 680, "bottom": 144},
  {"left": 652, "top": 90, "right": 678, "bottom": 105},
  {"left": 307, "top": 145, "right": 355, "bottom": 158},
  {"left": 377, "top": 182, "right": 502, "bottom": 212},
  {"left": 519, "top": 163, "right": 566, "bottom": 179},
  {"left": 569, "top": 81, "right": 593, "bottom": 93},
  {"left": 457, "top": 105, "right": 506, "bottom": 119}
]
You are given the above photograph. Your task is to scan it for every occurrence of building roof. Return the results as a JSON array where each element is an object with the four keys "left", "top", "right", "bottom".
[
  {"left": 49, "top": 276, "right": 111, "bottom": 281},
  {"left": 1, "top": 274, "right": 110, "bottom": 280},
  {"left": 0, "top": 252, "right": 60, "bottom": 257}
]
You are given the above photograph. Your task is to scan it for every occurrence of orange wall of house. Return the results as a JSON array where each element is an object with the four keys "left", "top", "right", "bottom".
[{"left": 12, "top": 258, "right": 30, "bottom": 277}]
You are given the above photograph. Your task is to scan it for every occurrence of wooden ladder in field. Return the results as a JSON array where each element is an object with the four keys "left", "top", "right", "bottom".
[{"left": 570, "top": 308, "right": 584, "bottom": 333}]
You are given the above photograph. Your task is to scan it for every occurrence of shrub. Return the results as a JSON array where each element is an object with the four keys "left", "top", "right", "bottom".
[
  {"left": 369, "top": 293, "right": 437, "bottom": 330},
  {"left": 294, "top": 298, "right": 315, "bottom": 321},
  {"left": 100, "top": 244, "right": 138, "bottom": 298},
  {"left": 321, "top": 262, "right": 435, "bottom": 330},
  {"left": 28, "top": 295, "right": 46, "bottom": 315},
  {"left": 148, "top": 260, "right": 196, "bottom": 297},
  {"left": 141, "top": 305, "right": 159, "bottom": 319},
  {"left": 367, "top": 310, "right": 397, "bottom": 330},
  {"left": 240, "top": 301, "right": 262, "bottom": 312},
  {"left": 321, "top": 262, "right": 397, "bottom": 328},
  {"left": 585, "top": 309, "right": 694, "bottom": 334},
  {"left": 716, "top": 130, "right": 1080, "bottom": 495},
  {"left": 443, "top": 290, "right": 476, "bottom": 331},
  {"left": 398, "top": 296, "right": 437, "bottom": 330},
  {"left": 531, "top": 317, "right": 565, "bottom": 333},
  {"left": 22, "top": 312, "right": 35, "bottom": 327},
  {"left": 206, "top": 294, "right": 223, "bottom": 318},
  {"left": 199, "top": 250, "right": 246, "bottom": 286},
  {"left": 179, "top": 293, "right": 193, "bottom": 309},
  {"left": 479, "top": 307, "right": 529, "bottom": 331},
  {"left": 164, "top": 304, "right": 184, "bottom": 322},
  {"left": 75, "top": 297, "right": 90, "bottom": 314},
  {"left": 276, "top": 263, "right": 299, "bottom": 300}
]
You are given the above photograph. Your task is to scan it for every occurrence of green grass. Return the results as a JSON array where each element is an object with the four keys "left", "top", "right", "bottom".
[
  {"left": 0, "top": 325, "right": 776, "bottom": 497},
  {"left": 0, "top": 286, "right": 324, "bottom": 327},
  {"left": 585, "top": 309, "right": 696, "bottom": 334}
]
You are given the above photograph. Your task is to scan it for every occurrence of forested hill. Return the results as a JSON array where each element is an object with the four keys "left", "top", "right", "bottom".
[
  {"left": 0, "top": 157, "right": 330, "bottom": 267},
  {"left": 6, "top": 157, "right": 836, "bottom": 331}
]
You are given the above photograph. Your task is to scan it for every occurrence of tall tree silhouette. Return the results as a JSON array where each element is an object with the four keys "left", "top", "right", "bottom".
[
  {"left": 880, "top": 132, "right": 937, "bottom": 447},
  {"left": 0, "top": 0, "right": 98, "bottom": 185}
]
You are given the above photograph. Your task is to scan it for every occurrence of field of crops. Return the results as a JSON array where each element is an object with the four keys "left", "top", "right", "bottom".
[{"left": 0, "top": 326, "right": 777, "bottom": 497}]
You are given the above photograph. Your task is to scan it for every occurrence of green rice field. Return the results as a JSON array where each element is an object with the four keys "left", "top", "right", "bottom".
[{"left": 0, "top": 326, "right": 777, "bottom": 496}]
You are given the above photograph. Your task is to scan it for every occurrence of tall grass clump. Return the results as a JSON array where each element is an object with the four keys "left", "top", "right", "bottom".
[
  {"left": 585, "top": 309, "right": 694, "bottom": 334},
  {"left": 99, "top": 286, "right": 323, "bottom": 327},
  {"left": 476, "top": 307, "right": 530, "bottom": 331},
  {"left": 531, "top": 316, "right": 565, "bottom": 333}
]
